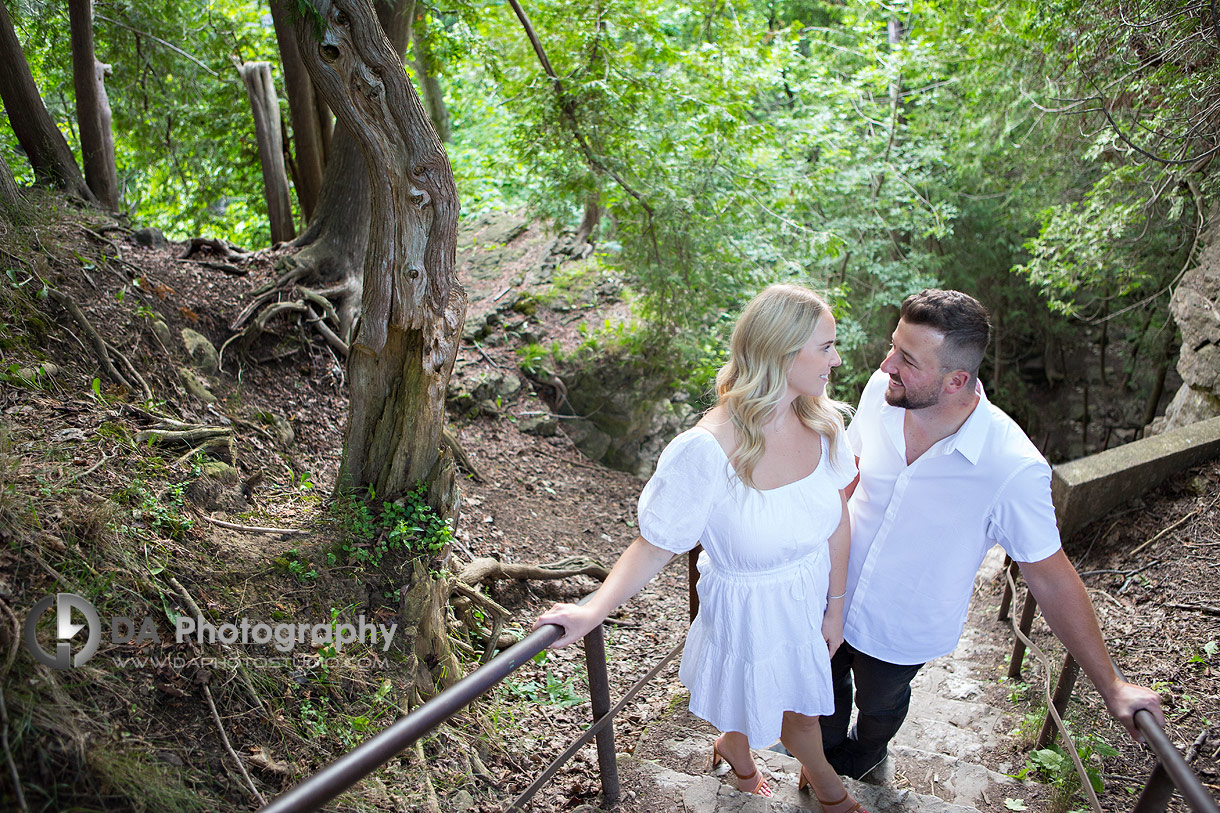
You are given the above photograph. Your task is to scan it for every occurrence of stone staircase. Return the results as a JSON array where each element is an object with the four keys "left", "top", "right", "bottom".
[{"left": 619, "top": 548, "right": 1032, "bottom": 812}]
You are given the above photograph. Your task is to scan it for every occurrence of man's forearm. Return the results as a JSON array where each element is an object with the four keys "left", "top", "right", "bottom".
[{"left": 1019, "top": 551, "right": 1120, "bottom": 694}]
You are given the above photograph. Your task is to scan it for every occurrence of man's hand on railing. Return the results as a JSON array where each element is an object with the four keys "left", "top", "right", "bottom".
[
  {"left": 1102, "top": 679, "right": 1166, "bottom": 743},
  {"left": 534, "top": 602, "right": 605, "bottom": 649}
]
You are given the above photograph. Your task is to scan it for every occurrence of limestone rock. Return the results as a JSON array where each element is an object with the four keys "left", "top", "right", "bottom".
[
  {"left": 151, "top": 318, "right": 171, "bottom": 348},
  {"left": 555, "top": 349, "right": 697, "bottom": 476},
  {"left": 1155, "top": 224, "right": 1220, "bottom": 431},
  {"left": 519, "top": 413, "right": 558, "bottom": 436},
  {"left": 181, "top": 328, "right": 219, "bottom": 375},
  {"left": 178, "top": 367, "right": 217, "bottom": 404},
  {"left": 133, "top": 227, "right": 168, "bottom": 249}
]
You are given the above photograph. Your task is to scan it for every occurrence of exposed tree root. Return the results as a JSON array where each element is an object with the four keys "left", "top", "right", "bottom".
[
  {"left": 442, "top": 426, "right": 483, "bottom": 482},
  {"left": 47, "top": 288, "right": 151, "bottom": 399},
  {"left": 456, "top": 555, "right": 609, "bottom": 586},
  {"left": 412, "top": 740, "right": 441, "bottom": 813},
  {"left": 222, "top": 277, "right": 354, "bottom": 368},
  {"left": 178, "top": 237, "right": 250, "bottom": 261}
]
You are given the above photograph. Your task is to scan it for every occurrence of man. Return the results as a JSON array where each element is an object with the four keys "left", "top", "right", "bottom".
[{"left": 822, "top": 288, "right": 1164, "bottom": 779}]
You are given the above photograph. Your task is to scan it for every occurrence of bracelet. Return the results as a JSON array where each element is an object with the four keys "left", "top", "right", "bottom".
[{"left": 827, "top": 591, "right": 847, "bottom": 600}]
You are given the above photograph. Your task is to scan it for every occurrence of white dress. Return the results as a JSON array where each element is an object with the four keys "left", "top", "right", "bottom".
[{"left": 638, "top": 425, "right": 856, "bottom": 746}]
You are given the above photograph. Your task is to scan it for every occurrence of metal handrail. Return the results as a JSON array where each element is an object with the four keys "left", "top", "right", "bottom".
[
  {"left": 999, "top": 561, "right": 1219, "bottom": 812},
  {"left": 259, "top": 619, "right": 571, "bottom": 812}
]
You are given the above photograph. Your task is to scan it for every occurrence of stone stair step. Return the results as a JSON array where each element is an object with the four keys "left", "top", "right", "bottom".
[
  {"left": 884, "top": 743, "right": 1021, "bottom": 808},
  {"left": 627, "top": 739, "right": 984, "bottom": 812}
]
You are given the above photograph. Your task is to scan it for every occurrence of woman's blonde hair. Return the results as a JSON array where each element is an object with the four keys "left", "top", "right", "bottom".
[{"left": 715, "top": 283, "right": 851, "bottom": 489}]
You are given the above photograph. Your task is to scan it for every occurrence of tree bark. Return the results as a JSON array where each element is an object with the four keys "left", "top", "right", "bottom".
[
  {"left": 237, "top": 61, "right": 296, "bottom": 244},
  {"left": 284, "top": 0, "right": 413, "bottom": 334},
  {"left": 412, "top": 11, "right": 450, "bottom": 142},
  {"left": 0, "top": 153, "right": 24, "bottom": 221},
  {"left": 68, "top": 0, "right": 118, "bottom": 209},
  {"left": 0, "top": 0, "right": 95, "bottom": 202},
  {"left": 269, "top": 0, "right": 329, "bottom": 223}
]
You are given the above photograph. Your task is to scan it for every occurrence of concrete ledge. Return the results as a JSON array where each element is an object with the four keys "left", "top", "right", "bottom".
[{"left": 1052, "top": 416, "right": 1220, "bottom": 539}]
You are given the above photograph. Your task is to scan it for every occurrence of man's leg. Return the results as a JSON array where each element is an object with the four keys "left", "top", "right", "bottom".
[
  {"left": 819, "top": 643, "right": 857, "bottom": 772},
  {"left": 838, "top": 649, "right": 923, "bottom": 779}
]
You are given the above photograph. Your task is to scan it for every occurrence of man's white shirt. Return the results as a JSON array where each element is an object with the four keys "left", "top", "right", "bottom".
[{"left": 843, "top": 370, "right": 1062, "bottom": 665}]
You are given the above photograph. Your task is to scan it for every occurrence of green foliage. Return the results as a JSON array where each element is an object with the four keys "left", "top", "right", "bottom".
[
  {"left": 1013, "top": 730, "right": 1119, "bottom": 811},
  {"left": 502, "top": 652, "right": 585, "bottom": 707},
  {"left": 3, "top": 0, "right": 281, "bottom": 245},
  {"left": 330, "top": 484, "right": 452, "bottom": 569},
  {"left": 119, "top": 478, "right": 195, "bottom": 542}
]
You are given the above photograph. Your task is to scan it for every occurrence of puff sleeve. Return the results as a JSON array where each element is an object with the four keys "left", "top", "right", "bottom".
[
  {"left": 827, "top": 431, "right": 857, "bottom": 491},
  {"left": 637, "top": 429, "right": 726, "bottom": 555}
]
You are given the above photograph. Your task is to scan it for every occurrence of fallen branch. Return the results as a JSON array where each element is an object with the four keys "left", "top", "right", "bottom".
[
  {"left": 1168, "top": 603, "right": 1220, "bottom": 617},
  {"left": 204, "top": 683, "right": 266, "bottom": 806},
  {"left": 0, "top": 685, "right": 28, "bottom": 812},
  {"left": 1129, "top": 508, "right": 1200, "bottom": 558},
  {"left": 200, "top": 514, "right": 304, "bottom": 536},
  {"left": 105, "top": 339, "right": 153, "bottom": 401},
  {"left": 46, "top": 289, "right": 133, "bottom": 393},
  {"left": 457, "top": 555, "right": 608, "bottom": 586},
  {"left": 135, "top": 426, "right": 232, "bottom": 447}
]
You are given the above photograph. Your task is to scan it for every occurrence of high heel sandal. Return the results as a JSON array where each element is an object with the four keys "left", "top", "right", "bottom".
[
  {"left": 709, "top": 737, "right": 772, "bottom": 797},
  {"left": 798, "top": 767, "right": 868, "bottom": 813}
]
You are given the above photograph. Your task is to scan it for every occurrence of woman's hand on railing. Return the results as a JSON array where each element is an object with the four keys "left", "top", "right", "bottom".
[
  {"left": 1102, "top": 679, "right": 1166, "bottom": 742},
  {"left": 534, "top": 603, "right": 605, "bottom": 649}
]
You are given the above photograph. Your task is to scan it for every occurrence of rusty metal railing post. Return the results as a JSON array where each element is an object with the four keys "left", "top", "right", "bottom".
[
  {"left": 1132, "top": 763, "right": 1177, "bottom": 813},
  {"left": 583, "top": 623, "right": 620, "bottom": 806},
  {"left": 1035, "top": 652, "right": 1081, "bottom": 749},
  {"left": 1007, "top": 589, "right": 1038, "bottom": 679},
  {"left": 688, "top": 545, "right": 701, "bottom": 622},
  {"left": 997, "top": 556, "right": 1016, "bottom": 621}
]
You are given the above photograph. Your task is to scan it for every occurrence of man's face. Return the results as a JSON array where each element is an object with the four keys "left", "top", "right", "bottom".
[{"left": 879, "top": 320, "right": 948, "bottom": 410}]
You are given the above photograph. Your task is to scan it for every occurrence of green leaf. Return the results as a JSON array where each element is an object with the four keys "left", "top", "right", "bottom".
[{"left": 1004, "top": 799, "right": 1028, "bottom": 811}]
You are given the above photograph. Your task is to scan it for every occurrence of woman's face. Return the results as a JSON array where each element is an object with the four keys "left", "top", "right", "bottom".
[{"left": 786, "top": 314, "right": 841, "bottom": 398}]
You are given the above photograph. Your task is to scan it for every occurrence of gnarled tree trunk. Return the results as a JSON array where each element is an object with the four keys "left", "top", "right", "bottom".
[
  {"left": 0, "top": 0, "right": 95, "bottom": 202},
  {"left": 68, "top": 0, "right": 118, "bottom": 209},
  {"left": 237, "top": 61, "right": 295, "bottom": 244},
  {"left": 292, "top": 0, "right": 465, "bottom": 700},
  {"left": 281, "top": 0, "right": 413, "bottom": 338}
]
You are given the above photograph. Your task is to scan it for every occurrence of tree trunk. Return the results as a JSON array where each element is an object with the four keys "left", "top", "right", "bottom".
[
  {"left": 269, "top": 0, "right": 329, "bottom": 223},
  {"left": 285, "top": 0, "right": 413, "bottom": 334},
  {"left": 237, "top": 61, "right": 296, "bottom": 244},
  {"left": 68, "top": 0, "right": 118, "bottom": 209},
  {"left": 412, "top": 11, "right": 450, "bottom": 142},
  {"left": 292, "top": 0, "right": 465, "bottom": 698},
  {"left": 0, "top": 0, "right": 95, "bottom": 202},
  {"left": 0, "top": 152, "right": 24, "bottom": 220}
]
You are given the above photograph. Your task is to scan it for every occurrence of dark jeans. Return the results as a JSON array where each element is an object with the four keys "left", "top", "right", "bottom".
[{"left": 819, "top": 641, "right": 924, "bottom": 779}]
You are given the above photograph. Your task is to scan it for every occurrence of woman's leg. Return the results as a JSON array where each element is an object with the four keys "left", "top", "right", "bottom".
[
  {"left": 711, "top": 731, "right": 771, "bottom": 796},
  {"left": 781, "top": 711, "right": 865, "bottom": 813}
]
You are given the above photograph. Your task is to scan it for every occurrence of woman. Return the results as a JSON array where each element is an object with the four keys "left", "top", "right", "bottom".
[{"left": 534, "top": 284, "right": 867, "bottom": 812}]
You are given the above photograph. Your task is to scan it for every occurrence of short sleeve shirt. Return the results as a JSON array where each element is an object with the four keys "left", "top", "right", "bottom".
[{"left": 844, "top": 370, "right": 1062, "bottom": 665}]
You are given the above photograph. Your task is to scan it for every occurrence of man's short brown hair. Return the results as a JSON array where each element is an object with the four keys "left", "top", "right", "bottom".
[{"left": 899, "top": 289, "right": 991, "bottom": 377}]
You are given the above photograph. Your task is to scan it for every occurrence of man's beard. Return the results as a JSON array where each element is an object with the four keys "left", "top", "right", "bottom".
[{"left": 884, "top": 378, "right": 940, "bottom": 410}]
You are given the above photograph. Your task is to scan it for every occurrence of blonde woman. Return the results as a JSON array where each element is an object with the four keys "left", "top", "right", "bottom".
[{"left": 534, "top": 284, "right": 867, "bottom": 812}]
